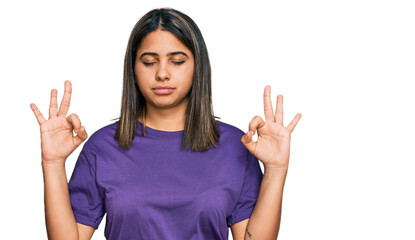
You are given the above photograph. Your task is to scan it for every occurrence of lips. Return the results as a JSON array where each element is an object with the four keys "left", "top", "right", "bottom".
[
  {"left": 152, "top": 86, "right": 175, "bottom": 90},
  {"left": 152, "top": 86, "right": 175, "bottom": 95}
]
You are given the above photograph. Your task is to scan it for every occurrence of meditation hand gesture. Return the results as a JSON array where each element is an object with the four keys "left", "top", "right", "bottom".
[
  {"left": 30, "top": 81, "right": 88, "bottom": 165},
  {"left": 241, "top": 86, "right": 302, "bottom": 169}
]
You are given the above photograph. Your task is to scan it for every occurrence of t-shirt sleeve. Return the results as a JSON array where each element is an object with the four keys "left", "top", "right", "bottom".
[
  {"left": 227, "top": 150, "right": 264, "bottom": 227},
  {"left": 68, "top": 142, "right": 105, "bottom": 229}
]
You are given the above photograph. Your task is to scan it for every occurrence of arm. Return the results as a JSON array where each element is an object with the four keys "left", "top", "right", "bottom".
[
  {"left": 31, "top": 81, "right": 94, "bottom": 240},
  {"left": 42, "top": 160, "right": 95, "bottom": 240},
  {"left": 230, "top": 167, "right": 287, "bottom": 240},
  {"left": 239, "top": 85, "right": 302, "bottom": 239},
  {"left": 244, "top": 167, "right": 287, "bottom": 240}
]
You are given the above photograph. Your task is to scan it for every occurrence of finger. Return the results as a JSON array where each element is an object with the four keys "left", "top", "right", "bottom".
[
  {"left": 275, "top": 94, "right": 283, "bottom": 125},
  {"left": 73, "top": 126, "right": 88, "bottom": 148},
  {"left": 241, "top": 130, "right": 256, "bottom": 154},
  {"left": 263, "top": 85, "right": 275, "bottom": 122},
  {"left": 67, "top": 114, "right": 88, "bottom": 148},
  {"left": 58, "top": 80, "right": 72, "bottom": 117},
  {"left": 49, "top": 88, "right": 58, "bottom": 118},
  {"left": 30, "top": 103, "right": 46, "bottom": 125},
  {"left": 287, "top": 113, "right": 302, "bottom": 133},
  {"left": 66, "top": 113, "right": 82, "bottom": 134},
  {"left": 249, "top": 115, "right": 266, "bottom": 135}
]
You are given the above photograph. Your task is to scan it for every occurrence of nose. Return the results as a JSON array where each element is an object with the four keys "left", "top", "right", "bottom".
[{"left": 156, "top": 61, "right": 170, "bottom": 81}]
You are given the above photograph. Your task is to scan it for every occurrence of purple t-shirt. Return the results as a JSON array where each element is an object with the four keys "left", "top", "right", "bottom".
[{"left": 68, "top": 120, "right": 263, "bottom": 239}]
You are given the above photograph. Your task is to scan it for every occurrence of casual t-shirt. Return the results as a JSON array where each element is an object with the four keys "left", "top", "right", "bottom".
[{"left": 68, "top": 120, "right": 263, "bottom": 240}]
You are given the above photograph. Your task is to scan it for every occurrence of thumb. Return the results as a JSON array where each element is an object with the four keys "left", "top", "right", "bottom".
[
  {"left": 73, "top": 126, "right": 88, "bottom": 148},
  {"left": 241, "top": 130, "right": 256, "bottom": 154}
]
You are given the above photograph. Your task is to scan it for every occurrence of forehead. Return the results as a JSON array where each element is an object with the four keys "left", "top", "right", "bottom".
[{"left": 138, "top": 29, "right": 192, "bottom": 57}]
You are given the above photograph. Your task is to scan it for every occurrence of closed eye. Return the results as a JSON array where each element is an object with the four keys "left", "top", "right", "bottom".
[{"left": 142, "top": 61, "right": 184, "bottom": 66}]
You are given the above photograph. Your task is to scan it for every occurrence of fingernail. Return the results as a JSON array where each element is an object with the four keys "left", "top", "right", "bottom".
[{"left": 250, "top": 131, "right": 254, "bottom": 135}]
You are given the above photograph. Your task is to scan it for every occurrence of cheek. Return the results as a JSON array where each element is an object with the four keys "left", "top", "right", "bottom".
[
  {"left": 182, "top": 64, "right": 194, "bottom": 87},
  {"left": 134, "top": 66, "right": 149, "bottom": 89}
]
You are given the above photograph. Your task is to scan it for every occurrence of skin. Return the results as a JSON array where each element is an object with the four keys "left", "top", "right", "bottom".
[
  {"left": 31, "top": 28, "right": 302, "bottom": 239},
  {"left": 233, "top": 87, "right": 302, "bottom": 239},
  {"left": 31, "top": 81, "right": 95, "bottom": 239},
  {"left": 135, "top": 29, "right": 194, "bottom": 131}
]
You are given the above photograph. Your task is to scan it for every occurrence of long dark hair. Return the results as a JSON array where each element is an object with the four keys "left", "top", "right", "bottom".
[{"left": 113, "top": 7, "right": 220, "bottom": 152}]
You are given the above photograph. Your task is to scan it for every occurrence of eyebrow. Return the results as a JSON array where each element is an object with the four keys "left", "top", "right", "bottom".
[{"left": 139, "top": 51, "right": 189, "bottom": 59}]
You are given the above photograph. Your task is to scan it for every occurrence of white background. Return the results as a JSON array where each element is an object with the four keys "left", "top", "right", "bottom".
[{"left": 1, "top": 0, "right": 414, "bottom": 239}]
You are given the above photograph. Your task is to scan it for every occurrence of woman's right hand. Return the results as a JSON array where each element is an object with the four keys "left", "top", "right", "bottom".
[{"left": 31, "top": 80, "right": 88, "bottom": 165}]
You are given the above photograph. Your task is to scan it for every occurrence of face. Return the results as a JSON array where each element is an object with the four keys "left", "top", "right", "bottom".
[{"left": 134, "top": 29, "right": 195, "bottom": 111}]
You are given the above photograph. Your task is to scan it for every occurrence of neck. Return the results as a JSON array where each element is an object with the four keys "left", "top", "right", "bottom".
[{"left": 141, "top": 99, "right": 188, "bottom": 131}]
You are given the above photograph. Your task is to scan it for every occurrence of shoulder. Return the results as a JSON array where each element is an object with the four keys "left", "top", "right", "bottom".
[
  {"left": 216, "top": 120, "right": 247, "bottom": 151},
  {"left": 82, "top": 121, "right": 119, "bottom": 153},
  {"left": 216, "top": 120, "right": 246, "bottom": 138}
]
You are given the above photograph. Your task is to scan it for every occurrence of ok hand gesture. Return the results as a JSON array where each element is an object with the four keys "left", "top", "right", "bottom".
[
  {"left": 241, "top": 86, "right": 302, "bottom": 169},
  {"left": 30, "top": 81, "right": 88, "bottom": 165}
]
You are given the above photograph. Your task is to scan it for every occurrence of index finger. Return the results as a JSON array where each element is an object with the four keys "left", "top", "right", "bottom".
[
  {"left": 263, "top": 85, "right": 275, "bottom": 122},
  {"left": 30, "top": 103, "right": 46, "bottom": 125},
  {"left": 57, "top": 80, "right": 72, "bottom": 117}
]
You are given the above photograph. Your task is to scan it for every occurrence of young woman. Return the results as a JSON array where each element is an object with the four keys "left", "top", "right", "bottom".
[{"left": 31, "top": 8, "right": 301, "bottom": 240}]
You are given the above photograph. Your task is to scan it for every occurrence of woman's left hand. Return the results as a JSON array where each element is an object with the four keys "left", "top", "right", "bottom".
[{"left": 241, "top": 85, "right": 302, "bottom": 169}]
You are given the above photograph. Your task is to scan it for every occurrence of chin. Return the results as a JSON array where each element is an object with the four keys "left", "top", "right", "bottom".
[{"left": 151, "top": 100, "right": 179, "bottom": 109}]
